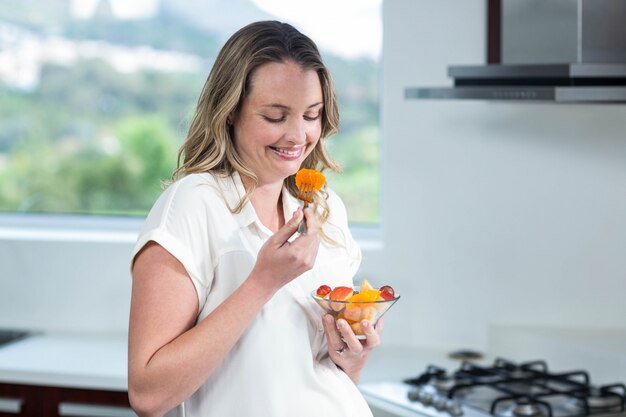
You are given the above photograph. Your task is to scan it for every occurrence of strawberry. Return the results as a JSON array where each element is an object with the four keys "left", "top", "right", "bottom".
[{"left": 316, "top": 284, "right": 332, "bottom": 298}]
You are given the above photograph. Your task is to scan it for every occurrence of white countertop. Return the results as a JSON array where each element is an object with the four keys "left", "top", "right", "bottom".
[
  {"left": 0, "top": 332, "right": 128, "bottom": 391},
  {"left": 360, "top": 346, "right": 488, "bottom": 383},
  {"left": 2, "top": 327, "right": 624, "bottom": 395},
  {"left": 0, "top": 331, "right": 456, "bottom": 392}
]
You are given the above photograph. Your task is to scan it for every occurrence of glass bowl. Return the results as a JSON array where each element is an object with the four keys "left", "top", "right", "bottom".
[{"left": 310, "top": 290, "right": 400, "bottom": 339}]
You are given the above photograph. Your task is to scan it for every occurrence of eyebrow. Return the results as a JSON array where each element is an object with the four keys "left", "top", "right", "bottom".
[{"left": 261, "top": 102, "right": 323, "bottom": 110}]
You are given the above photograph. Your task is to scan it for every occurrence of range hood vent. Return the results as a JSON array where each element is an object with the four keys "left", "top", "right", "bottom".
[{"left": 408, "top": 0, "right": 626, "bottom": 103}]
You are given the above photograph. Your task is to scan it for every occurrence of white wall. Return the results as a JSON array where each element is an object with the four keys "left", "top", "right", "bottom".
[
  {"left": 380, "top": 0, "right": 626, "bottom": 351},
  {"left": 0, "top": 228, "right": 384, "bottom": 335},
  {"left": 0, "top": 237, "right": 134, "bottom": 335}
]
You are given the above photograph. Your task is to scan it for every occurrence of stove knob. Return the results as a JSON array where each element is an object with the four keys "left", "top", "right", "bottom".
[
  {"left": 433, "top": 396, "right": 447, "bottom": 411},
  {"left": 407, "top": 388, "right": 420, "bottom": 402},
  {"left": 418, "top": 390, "right": 434, "bottom": 405},
  {"left": 445, "top": 399, "right": 464, "bottom": 417}
]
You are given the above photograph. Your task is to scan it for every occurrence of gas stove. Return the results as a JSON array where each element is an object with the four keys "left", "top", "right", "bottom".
[{"left": 360, "top": 358, "right": 626, "bottom": 417}]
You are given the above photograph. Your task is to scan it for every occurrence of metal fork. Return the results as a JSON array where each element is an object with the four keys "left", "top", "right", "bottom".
[{"left": 297, "top": 183, "right": 314, "bottom": 234}]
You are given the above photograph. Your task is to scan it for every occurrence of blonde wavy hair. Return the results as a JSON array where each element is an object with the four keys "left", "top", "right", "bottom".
[{"left": 173, "top": 20, "right": 341, "bottom": 230}]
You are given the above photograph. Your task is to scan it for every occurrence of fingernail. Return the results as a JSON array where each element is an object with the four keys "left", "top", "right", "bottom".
[
  {"left": 324, "top": 315, "right": 334, "bottom": 324},
  {"left": 361, "top": 320, "right": 370, "bottom": 329}
]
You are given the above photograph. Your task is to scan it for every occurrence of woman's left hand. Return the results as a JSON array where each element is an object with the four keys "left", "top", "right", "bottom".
[{"left": 323, "top": 314, "right": 383, "bottom": 384}]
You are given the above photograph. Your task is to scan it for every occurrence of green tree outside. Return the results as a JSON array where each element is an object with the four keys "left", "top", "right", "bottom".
[{"left": 0, "top": 7, "right": 380, "bottom": 223}]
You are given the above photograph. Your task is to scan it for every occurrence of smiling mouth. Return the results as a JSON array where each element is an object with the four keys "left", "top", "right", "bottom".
[{"left": 269, "top": 146, "right": 304, "bottom": 158}]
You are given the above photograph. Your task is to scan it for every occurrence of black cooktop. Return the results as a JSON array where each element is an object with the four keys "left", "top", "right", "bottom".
[{"left": 405, "top": 359, "right": 626, "bottom": 417}]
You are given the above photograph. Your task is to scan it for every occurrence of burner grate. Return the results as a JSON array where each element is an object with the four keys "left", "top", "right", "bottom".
[{"left": 406, "top": 358, "right": 626, "bottom": 417}]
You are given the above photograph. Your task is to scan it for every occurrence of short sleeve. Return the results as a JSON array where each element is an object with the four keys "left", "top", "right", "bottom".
[{"left": 132, "top": 177, "right": 217, "bottom": 307}]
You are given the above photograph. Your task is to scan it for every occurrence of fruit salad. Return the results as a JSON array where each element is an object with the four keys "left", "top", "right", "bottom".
[{"left": 312, "top": 280, "right": 398, "bottom": 337}]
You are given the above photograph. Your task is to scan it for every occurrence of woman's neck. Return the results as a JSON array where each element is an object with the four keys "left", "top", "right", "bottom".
[{"left": 241, "top": 176, "right": 285, "bottom": 233}]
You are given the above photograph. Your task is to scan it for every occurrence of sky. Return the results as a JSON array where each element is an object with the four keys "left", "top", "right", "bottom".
[
  {"left": 251, "top": 0, "right": 382, "bottom": 59},
  {"left": 71, "top": 0, "right": 159, "bottom": 19},
  {"left": 70, "top": 0, "right": 382, "bottom": 59}
]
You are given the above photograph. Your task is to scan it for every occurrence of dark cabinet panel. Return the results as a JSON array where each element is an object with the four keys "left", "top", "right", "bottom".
[{"left": 0, "top": 384, "right": 133, "bottom": 417}]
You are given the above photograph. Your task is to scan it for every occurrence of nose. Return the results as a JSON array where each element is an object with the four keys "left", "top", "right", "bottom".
[{"left": 284, "top": 118, "right": 307, "bottom": 144}]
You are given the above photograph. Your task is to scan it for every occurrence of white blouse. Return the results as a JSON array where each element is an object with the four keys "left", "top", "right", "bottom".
[{"left": 132, "top": 172, "right": 372, "bottom": 417}]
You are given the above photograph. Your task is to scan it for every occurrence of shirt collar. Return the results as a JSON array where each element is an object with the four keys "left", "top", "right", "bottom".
[
  {"left": 219, "top": 171, "right": 256, "bottom": 229},
  {"left": 225, "top": 171, "right": 300, "bottom": 231}
]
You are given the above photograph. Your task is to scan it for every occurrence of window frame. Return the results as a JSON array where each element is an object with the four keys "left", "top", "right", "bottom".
[{"left": 0, "top": 213, "right": 382, "bottom": 247}]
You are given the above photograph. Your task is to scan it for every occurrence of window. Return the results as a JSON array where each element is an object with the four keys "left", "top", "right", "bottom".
[{"left": 0, "top": 0, "right": 381, "bottom": 224}]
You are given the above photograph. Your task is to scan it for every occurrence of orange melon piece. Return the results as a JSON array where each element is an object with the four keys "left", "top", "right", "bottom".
[
  {"left": 343, "top": 304, "right": 362, "bottom": 322},
  {"left": 360, "top": 279, "right": 375, "bottom": 292},
  {"left": 347, "top": 289, "right": 381, "bottom": 303}
]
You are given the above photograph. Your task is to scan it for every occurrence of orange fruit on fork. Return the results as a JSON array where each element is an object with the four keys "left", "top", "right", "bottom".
[{"left": 295, "top": 169, "right": 325, "bottom": 202}]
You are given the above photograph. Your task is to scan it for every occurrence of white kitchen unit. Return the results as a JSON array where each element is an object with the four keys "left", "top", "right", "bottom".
[{"left": 0, "top": 333, "right": 133, "bottom": 417}]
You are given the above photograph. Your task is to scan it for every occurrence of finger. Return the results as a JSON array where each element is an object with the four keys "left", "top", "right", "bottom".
[
  {"left": 270, "top": 208, "right": 303, "bottom": 245},
  {"left": 362, "top": 320, "right": 381, "bottom": 349},
  {"left": 336, "top": 319, "right": 363, "bottom": 353},
  {"left": 323, "top": 314, "right": 344, "bottom": 351},
  {"left": 302, "top": 206, "right": 319, "bottom": 232},
  {"left": 290, "top": 207, "right": 320, "bottom": 249}
]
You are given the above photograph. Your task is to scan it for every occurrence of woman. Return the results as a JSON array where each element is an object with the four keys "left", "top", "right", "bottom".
[{"left": 128, "top": 20, "right": 381, "bottom": 417}]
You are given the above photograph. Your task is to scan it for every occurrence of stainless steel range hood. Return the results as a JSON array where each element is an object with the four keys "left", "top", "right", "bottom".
[{"left": 408, "top": 0, "right": 626, "bottom": 103}]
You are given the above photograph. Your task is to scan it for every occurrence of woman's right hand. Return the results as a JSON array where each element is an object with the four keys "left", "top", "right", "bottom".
[{"left": 250, "top": 206, "right": 320, "bottom": 291}]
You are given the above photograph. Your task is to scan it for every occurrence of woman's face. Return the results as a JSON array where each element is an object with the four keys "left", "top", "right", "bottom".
[{"left": 232, "top": 60, "right": 324, "bottom": 186}]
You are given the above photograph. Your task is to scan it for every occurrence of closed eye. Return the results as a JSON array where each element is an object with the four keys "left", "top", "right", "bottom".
[
  {"left": 263, "top": 115, "right": 286, "bottom": 123},
  {"left": 304, "top": 113, "right": 321, "bottom": 121}
]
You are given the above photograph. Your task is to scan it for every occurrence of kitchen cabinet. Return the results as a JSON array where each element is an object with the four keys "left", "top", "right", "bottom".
[
  {"left": 0, "top": 333, "right": 131, "bottom": 416},
  {"left": 0, "top": 383, "right": 134, "bottom": 417}
]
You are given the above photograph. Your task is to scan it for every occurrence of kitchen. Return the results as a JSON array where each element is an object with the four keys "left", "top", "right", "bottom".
[{"left": 1, "top": 0, "right": 626, "bottom": 416}]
